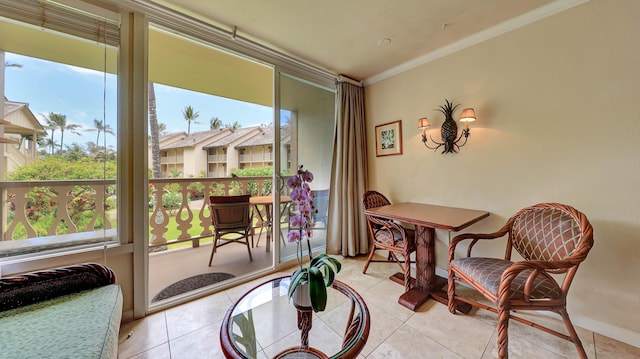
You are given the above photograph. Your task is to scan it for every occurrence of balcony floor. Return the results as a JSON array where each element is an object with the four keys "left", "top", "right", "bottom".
[{"left": 149, "top": 228, "right": 325, "bottom": 304}]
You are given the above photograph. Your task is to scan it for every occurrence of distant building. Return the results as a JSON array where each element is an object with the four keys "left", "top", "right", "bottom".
[
  {"left": 202, "top": 126, "right": 262, "bottom": 177},
  {"left": 1, "top": 98, "right": 46, "bottom": 178},
  {"left": 150, "top": 125, "right": 291, "bottom": 178},
  {"left": 235, "top": 125, "right": 291, "bottom": 171}
]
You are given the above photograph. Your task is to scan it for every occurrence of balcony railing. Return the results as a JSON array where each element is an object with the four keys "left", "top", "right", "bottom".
[
  {"left": 0, "top": 176, "right": 285, "bottom": 257},
  {"left": 160, "top": 155, "right": 185, "bottom": 164},
  {"left": 239, "top": 153, "right": 273, "bottom": 162},
  {"left": 207, "top": 154, "right": 227, "bottom": 162}
]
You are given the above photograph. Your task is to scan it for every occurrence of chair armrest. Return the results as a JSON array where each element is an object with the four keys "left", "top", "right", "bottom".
[
  {"left": 498, "top": 260, "right": 575, "bottom": 302},
  {"left": 0, "top": 262, "right": 116, "bottom": 311},
  {"left": 448, "top": 229, "right": 508, "bottom": 262}
]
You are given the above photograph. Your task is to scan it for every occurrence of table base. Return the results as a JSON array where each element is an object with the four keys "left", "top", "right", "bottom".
[
  {"left": 274, "top": 347, "right": 328, "bottom": 359},
  {"left": 390, "top": 272, "right": 471, "bottom": 313}
]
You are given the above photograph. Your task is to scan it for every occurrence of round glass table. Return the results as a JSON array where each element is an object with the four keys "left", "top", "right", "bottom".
[{"left": 220, "top": 276, "right": 369, "bottom": 359}]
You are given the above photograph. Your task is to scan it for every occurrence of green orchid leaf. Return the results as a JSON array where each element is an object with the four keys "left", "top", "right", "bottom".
[
  {"left": 309, "top": 253, "right": 326, "bottom": 267},
  {"left": 324, "top": 256, "right": 342, "bottom": 273},
  {"left": 322, "top": 265, "right": 334, "bottom": 286},
  {"left": 288, "top": 269, "right": 308, "bottom": 299},
  {"left": 308, "top": 267, "right": 327, "bottom": 312}
]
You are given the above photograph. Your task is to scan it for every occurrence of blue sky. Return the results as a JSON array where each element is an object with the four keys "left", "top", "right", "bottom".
[{"left": 4, "top": 52, "right": 273, "bottom": 149}]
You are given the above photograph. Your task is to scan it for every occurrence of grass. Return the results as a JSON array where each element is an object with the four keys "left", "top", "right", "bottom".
[{"left": 151, "top": 209, "right": 266, "bottom": 251}]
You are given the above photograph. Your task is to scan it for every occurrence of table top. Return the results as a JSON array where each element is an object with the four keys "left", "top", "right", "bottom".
[
  {"left": 250, "top": 195, "right": 292, "bottom": 205},
  {"left": 220, "top": 276, "right": 369, "bottom": 359},
  {"left": 364, "top": 202, "right": 489, "bottom": 232}
]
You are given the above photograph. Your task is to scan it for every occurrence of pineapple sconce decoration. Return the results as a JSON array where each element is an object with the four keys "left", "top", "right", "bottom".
[{"left": 418, "top": 99, "right": 477, "bottom": 154}]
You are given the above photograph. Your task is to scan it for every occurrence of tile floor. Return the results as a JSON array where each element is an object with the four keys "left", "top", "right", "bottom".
[{"left": 119, "top": 256, "right": 640, "bottom": 358}]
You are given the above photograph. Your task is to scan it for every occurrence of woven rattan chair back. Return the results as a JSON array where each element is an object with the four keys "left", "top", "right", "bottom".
[
  {"left": 510, "top": 206, "right": 586, "bottom": 267},
  {"left": 362, "top": 190, "right": 391, "bottom": 209}
]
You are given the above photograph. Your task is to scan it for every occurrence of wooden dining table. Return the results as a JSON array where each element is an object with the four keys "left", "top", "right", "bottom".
[{"left": 364, "top": 202, "right": 489, "bottom": 311}]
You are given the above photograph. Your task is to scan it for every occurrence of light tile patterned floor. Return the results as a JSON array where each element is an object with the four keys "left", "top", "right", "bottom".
[{"left": 120, "top": 256, "right": 640, "bottom": 358}]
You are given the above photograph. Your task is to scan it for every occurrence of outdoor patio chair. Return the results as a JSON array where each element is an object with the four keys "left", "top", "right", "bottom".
[
  {"left": 361, "top": 190, "right": 416, "bottom": 292},
  {"left": 447, "top": 202, "right": 594, "bottom": 359},
  {"left": 209, "top": 195, "right": 253, "bottom": 266}
]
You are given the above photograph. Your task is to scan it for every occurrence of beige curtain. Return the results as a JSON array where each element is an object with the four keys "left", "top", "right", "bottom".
[{"left": 326, "top": 81, "right": 369, "bottom": 257}]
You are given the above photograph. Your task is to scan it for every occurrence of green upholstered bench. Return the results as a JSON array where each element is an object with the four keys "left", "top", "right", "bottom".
[{"left": 0, "top": 263, "right": 123, "bottom": 359}]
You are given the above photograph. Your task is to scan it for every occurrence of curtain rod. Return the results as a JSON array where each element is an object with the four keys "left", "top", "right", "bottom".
[{"left": 338, "top": 75, "right": 363, "bottom": 87}]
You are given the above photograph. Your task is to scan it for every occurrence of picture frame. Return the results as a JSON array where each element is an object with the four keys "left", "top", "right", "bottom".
[{"left": 375, "top": 120, "right": 403, "bottom": 157}]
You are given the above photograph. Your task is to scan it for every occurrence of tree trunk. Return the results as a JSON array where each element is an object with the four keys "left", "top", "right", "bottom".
[{"left": 148, "top": 82, "right": 162, "bottom": 178}]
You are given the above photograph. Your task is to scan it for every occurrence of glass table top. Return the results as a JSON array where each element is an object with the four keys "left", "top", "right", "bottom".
[{"left": 221, "top": 276, "right": 368, "bottom": 359}]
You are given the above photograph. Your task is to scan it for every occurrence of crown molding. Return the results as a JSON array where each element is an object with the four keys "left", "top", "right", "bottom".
[{"left": 364, "top": 0, "right": 590, "bottom": 86}]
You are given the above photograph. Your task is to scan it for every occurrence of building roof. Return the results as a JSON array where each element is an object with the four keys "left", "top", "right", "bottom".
[
  {"left": 236, "top": 125, "right": 290, "bottom": 148},
  {"left": 202, "top": 126, "right": 260, "bottom": 149},
  {"left": 158, "top": 132, "right": 186, "bottom": 143},
  {"left": 2, "top": 98, "right": 46, "bottom": 135},
  {"left": 161, "top": 129, "right": 229, "bottom": 150}
]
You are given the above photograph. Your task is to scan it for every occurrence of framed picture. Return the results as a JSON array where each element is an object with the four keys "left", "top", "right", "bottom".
[{"left": 375, "top": 120, "right": 403, "bottom": 157}]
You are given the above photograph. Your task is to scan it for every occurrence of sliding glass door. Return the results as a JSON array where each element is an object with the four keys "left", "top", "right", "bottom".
[
  {"left": 147, "top": 23, "right": 275, "bottom": 306},
  {"left": 145, "top": 21, "right": 336, "bottom": 308},
  {"left": 277, "top": 72, "right": 336, "bottom": 264}
]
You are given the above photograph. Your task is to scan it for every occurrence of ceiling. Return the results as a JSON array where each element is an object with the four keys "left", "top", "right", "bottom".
[{"left": 149, "top": 0, "right": 564, "bottom": 81}]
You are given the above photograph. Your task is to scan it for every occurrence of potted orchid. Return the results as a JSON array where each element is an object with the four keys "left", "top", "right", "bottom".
[{"left": 286, "top": 165, "right": 341, "bottom": 312}]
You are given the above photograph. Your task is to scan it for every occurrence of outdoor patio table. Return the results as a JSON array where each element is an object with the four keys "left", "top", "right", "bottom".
[{"left": 249, "top": 195, "right": 291, "bottom": 252}]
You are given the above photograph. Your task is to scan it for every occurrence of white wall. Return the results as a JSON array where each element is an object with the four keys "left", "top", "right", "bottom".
[{"left": 364, "top": 0, "right": 640, "bottom": 346}]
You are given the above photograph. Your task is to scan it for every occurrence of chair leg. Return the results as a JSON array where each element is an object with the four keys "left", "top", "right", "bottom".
[
  {"left": 559, "top": 309, "right": 588, "bottom": 359},
  {"left": 362, "top": 246, "right": 377, "bottom": 274},
  {"left": 245, "top": 231, "right": 253, "bottom": 261},
  {"left": 447, "top": 270, "right": 457, "bottom": 314},
  {"left": 497, "top": 306, "right": 510, "bottom": 359},
  {"left": 208, "top": 235, "right": 218, "bottom": 267}
]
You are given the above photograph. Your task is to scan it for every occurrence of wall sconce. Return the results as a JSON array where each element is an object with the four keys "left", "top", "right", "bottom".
[{"left": 418, "top": 99, "right": 476, "bottom": 154}]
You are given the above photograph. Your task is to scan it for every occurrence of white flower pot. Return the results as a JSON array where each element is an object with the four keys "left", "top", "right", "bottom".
[{"left": 292, "top": 283, "right": 312, "bottom": 309}]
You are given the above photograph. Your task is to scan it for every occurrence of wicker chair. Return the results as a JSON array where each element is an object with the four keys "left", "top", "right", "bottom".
[
  {"left": 447, "top": 203, "right": 594, "bottom": 359},
  {"left": 209, "top": 195, "right": 253, "bottom": 266},
  {"left": 362, "top": 190, "right": 416, "bottom": 292}
]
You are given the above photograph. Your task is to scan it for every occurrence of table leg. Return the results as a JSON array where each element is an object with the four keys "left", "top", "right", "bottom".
[
  {"left": 396, "top": 226, "right": 470, "bottom": 313},
  {"left": 297, "top": 308, "right": 312, "bottom": 349},
  {"left": 264, "top": 204, "right": 273, "bottom": 253}
]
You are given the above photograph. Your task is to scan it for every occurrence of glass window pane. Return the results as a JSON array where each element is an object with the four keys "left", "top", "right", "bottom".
[
  {"left": 279, "top": 73, "right": 336, "bottom": 264},
  {"left": 0, "top": 8, "right": 118, "bottom": 258}
]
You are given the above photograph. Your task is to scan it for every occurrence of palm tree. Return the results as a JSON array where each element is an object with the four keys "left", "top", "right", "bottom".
[
  {"left": 182, "top": 105, "right": 200, "bottom": 135},
  {"left": 3, "top": 60, "right": 22, "bottom": 69},
  {"left": 55, "top": 115, "right": 82, "bottom": 152},
  {"left": 224, "top": 121, "right": 242, "bottom": 130},
  {"left": 210, "top": 117, "right": 222, "bottom": 130},
  {"left": 42, "top": 112, "right": 65, "bottom": 155},
  {"left": 158, "top": 123, "right": 167, "bottom": 135},
  {"left": 40, "top": 137, "right": 57, "bottom": 156},
  {"left": 64, "top": 143, "right": 87, "bottom": 161},
  {"left": 85, "top": 119, "right": 115, "bottom": 145},
  {"left": 148, "top": 82, "right": 162, "bottom": 178}
]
